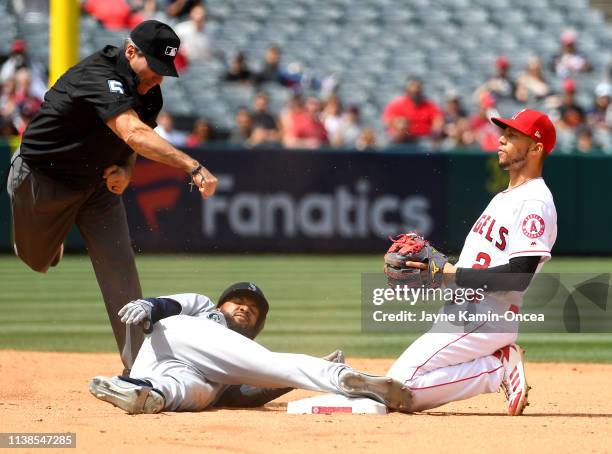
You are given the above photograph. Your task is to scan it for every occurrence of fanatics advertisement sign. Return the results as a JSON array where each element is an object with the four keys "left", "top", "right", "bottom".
[{"left": 122, "top": 149, "right": 448, "bottom": 252}]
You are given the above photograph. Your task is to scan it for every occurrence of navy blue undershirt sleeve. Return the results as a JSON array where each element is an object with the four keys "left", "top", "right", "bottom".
[{"left": 143, "top": 297, "right": 182, "bottom": 324}]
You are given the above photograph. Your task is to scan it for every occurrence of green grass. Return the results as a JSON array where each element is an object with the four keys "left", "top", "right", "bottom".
[{"left": 1, "top": 255, "right": 611, "bottom": 362}]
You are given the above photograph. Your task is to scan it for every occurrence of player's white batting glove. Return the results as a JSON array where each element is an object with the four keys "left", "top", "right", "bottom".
[{"left": 118, "top": 299, "right": 154, "bottom": 325}]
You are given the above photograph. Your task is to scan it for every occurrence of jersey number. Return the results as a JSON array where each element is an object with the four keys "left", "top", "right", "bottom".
[{"left": 472, "top": 252, "right": 491, "bottom": 269}]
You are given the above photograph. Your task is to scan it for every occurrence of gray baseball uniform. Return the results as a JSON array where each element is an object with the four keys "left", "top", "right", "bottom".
[{"left": 129, "top": 293, "right": 347, "bottom": 411}]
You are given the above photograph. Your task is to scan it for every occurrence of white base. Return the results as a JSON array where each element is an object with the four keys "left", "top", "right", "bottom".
[{"left": 287, "top": 394, "right": 388, "bottom": 415}]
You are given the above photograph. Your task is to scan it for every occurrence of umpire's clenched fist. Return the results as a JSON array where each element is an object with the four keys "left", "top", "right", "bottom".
[{"left": 192, "top": 165, "right": 218, "bottom": 199}]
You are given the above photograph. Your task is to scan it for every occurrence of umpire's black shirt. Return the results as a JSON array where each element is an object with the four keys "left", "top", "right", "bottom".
[{"left": 20, "top": 45, "right": 163, "bottom": 188}]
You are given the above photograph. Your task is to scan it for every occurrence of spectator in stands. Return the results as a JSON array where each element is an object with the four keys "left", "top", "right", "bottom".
[
  {"left": 250, "top": 91, "right": 280, "bottom": 142},
  {"left": 83, "top": 0, "right": 144, "bottom": 30},
  {"left": 279, "top": 93, "right": 302, "bottom": 141},
  {"left": 355, "top": 128, "right": 378, "bottom": 151},
  {"left": 165, "top": 0, "right": 202, "bottom": 18},
  {"left": 551, "top": 30, "right": 592, "bottom": 78},
  {"left": 0, "top": 78, "right": 17, "bottom": 120},
  {"left": 230, "top": 107, "right": 253, "bottom": 145},
  {"left": 223, "top": 52, "right": 252, "bottom": 83},
  {"left": 321, "top": 94, "right": 343, "bottom": 146},
  {"left": 469, "top": 92, "right": 500, "bottom": 152},
  {"left": 335, "top": 105, "right": 362, "bottom": 147},
  {"left": 185, "top": 119, "right": 213, "bottom": 148},
  {"left": 248, "top": 125, "right": 282, "bottom": 148},
  {"left": 175, "top": 4, "right": 212, "bottom": 62},
  {"left": 253, "top": 45, "right": 291, "bottom": 86},
  {"left": 0, "top": 70, "right": 42, "bottom": 136},
  {"left": 132, "top": 0, "right": 168, "bottom": 21},
  {"left": 154, "top": 111, "right": 187, "bottom": 146},
  {"left": 443, "top": 92, "right": 468, "bottom": 122},
  {"left": 387, "top": 117, "right": 411, "bottom": 144},
  {"left": 474, "top": 56, "right": 516, "bottom": 102},
  {"left": 587, "top": 83, "right": 611, "bottom": 131},
  {"left": 440, "top": 92, "right": 474, "bottom": 151},
  {"left": 442, "top": 91, "right": 468, "bottom": 133},
  {"left": 515, "top": 57, "right": 550, "bottom": 103},
  {"left": 575, "top": 126, "right": 601, "bottom": 154},
  {"left": 383, "top": 77, "right": 444, "bottom": 142},
  {"left": 0, "top": 39, "right": 47, "bottom": 100},
  {"left": 284, "top": 96, "right": 328, "bottom": 149},
  {"left": 12, "top": 68, "right": 42, "bottom": 134},
  {"left": 0, "top": 115, "right": 18, "bottom": 139},
  {"left": 251, "top": 45, "right": 328, "bottom": 92},
  {"left": 440, "top": 118, "right": 475, "bottom": 151},
  {"left": 552, "top": 79, "right": 586, "bottom": 131}
]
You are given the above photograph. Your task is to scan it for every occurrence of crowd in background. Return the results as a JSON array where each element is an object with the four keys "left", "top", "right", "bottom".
[{"left": 1, "top": 0, "right": 611, "bottom": 154}]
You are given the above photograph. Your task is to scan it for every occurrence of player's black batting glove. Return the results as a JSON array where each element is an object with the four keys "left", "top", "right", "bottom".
[{"left": 384, "top": 232, "right": 448, "bottom": 289}]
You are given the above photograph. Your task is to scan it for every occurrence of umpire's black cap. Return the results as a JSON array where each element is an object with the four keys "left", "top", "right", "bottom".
[
  {"left": 217, "top": 282, "right": 270, "bottom": 336},
  {"left": 130, "top": 20, "right": 180, "bottom": 77}
]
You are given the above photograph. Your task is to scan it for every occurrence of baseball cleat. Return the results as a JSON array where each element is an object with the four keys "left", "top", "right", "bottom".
[
  {"left": 495, "top": 344, "right": 529, "bottom": 416},
  {"left": 89, "top": 376, "right": 165, "bottom": 414},
  {"left": 338, "top": 370, "right": 413, "bottom": 412}
]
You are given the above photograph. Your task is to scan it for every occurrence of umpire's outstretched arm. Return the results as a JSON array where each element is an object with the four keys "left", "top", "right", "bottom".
[{"left": 106, "top": 109, "right": 218, "bottom": 199}]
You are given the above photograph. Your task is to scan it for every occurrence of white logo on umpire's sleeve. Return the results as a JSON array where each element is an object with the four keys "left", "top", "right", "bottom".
[{"left": 107, "top": 80, "right": 125, "bottom": 94}]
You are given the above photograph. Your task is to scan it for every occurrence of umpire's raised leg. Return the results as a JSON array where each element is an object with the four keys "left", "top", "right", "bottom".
[{"left": 6, "top": 20, "right": 217, "bottom": 371}]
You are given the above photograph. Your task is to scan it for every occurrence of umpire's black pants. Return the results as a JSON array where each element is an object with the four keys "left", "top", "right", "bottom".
[{"left": 7, "top": 151, "right": 143, "bottom": 370}]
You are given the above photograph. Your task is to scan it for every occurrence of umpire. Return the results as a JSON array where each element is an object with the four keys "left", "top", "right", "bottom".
[{"left": 6, "top": 20, "right": 217, "bottom": 372}]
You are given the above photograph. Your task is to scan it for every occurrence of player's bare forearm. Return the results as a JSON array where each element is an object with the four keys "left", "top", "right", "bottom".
[
  {"left": 443, "top": 263, "right": 457, "bottom": 274},
  {"left": 107, "top": 109, "right": 198, "bottom": 174},
  {"left": 128, "top": 128, "right": 198, "bottom": 173}
]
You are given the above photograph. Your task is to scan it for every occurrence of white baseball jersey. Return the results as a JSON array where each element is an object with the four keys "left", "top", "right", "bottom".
[
  {"left": 130, "top": 293, "right": 346, "bottom": 412},
  {"left": 455, "top": 177, "right": 557, "bottom": 309},
  {"left": 387, "top": 177, "right": 557, "bottom": 412}
]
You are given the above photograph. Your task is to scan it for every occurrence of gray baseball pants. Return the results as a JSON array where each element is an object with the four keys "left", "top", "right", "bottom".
[{"left": 7, "top": 151, "right": 143, "bottom": 370}]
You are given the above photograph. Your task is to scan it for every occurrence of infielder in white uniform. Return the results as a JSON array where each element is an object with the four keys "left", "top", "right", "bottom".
[
  {"left": 90, "top": 282, "right": 413, "bottom": 413},
  {"left": 386, "top": 109, "right": 557, "bottom": 415}
]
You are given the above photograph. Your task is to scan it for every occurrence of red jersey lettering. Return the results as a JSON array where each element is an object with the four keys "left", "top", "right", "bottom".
[{"left": 496, "top": 226, "right": 508, "bottom": 251}]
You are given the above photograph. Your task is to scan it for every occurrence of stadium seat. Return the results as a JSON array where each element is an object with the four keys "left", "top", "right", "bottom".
[{"left": 6, "top": 0, "right": 608, "bottom": 149}]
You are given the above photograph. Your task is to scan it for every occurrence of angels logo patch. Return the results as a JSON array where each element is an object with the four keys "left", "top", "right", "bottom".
[{"left": 522, "top": 214, "right": 545, "bottom": 239}]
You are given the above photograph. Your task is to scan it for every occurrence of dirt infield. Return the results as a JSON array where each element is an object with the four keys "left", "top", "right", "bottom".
[{"left": 1, "top": 351, "right": 611, "bottom": 453}]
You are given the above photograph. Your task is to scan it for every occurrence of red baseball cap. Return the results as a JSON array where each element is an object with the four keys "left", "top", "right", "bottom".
[
  {"left": 563, "top": 78, "right": 577, "bottom": 93},
  {"left": 495, "top": 56, "right": 510, "bottom": 69},
  {"left": 11, "top": 39, "right": 27, "bottom": 53},
  {"left": 491, "top": 109, "right": 556, "bottom": 154}
]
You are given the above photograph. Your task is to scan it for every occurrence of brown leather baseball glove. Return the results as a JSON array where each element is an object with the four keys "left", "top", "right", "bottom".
[{"left": 384, "top": 232, "right": 448, "bottom": 288}]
